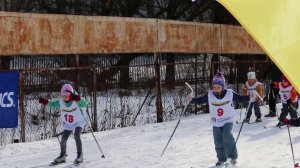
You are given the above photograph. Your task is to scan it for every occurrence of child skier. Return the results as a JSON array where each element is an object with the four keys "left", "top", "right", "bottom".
[
  {"left": 187, "top": 72, "right": 250, "bottom": 166},
  {"left": 242, "top": 71, "right": 263, "bottom": 122},
  {"left": 39, "top": 84, "right": 88, "bottom": 164},
  {"left": 273, "top": 75, "right": 298, "bottom": 126}
]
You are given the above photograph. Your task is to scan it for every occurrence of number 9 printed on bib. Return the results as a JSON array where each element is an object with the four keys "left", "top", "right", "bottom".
[{"left": 217, "top": 108, "right": 224, "bottom": 117}]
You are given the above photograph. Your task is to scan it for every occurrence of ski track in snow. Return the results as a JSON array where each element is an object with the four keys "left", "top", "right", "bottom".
[{"left": 1, "top": 104, "right": 300, "bottom": 168}]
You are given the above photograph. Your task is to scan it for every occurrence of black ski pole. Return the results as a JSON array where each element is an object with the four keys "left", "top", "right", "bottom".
[
  {"left": 82, "top": 109, "right": 105, "bottom": 158},
  {"left": 230, "top": 100, "right": 252, "bottom": 157},
  {"left": 287, "top": 125, "right": 298, "bottom": 168},
  {"left": 56, "top": 136, "right": 60, "bottom": 144},
  {"left": 131, "top": 82, "right": 155, "bottom": 126},
  {"left": 289, "top": 104, "right": 300, "bottom": 117},
  {"left": 53, "top": 131, "right": 64, "bottom": 144},
  {"left": 39, "top": 103, "right": 60, "bottom": 144},
  {"left": 255, "top": 91, "right": 279, "bottom": 118},
  {"left": 160, "top": 104, "right": 188, "bottom": 157},
  {"left": 160, "top": 82, "right": 193, "bottom": 157}
]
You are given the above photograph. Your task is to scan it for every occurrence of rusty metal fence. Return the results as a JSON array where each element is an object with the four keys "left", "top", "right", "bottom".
[{"left": 0, "top": 56, "right": 272, "bottom": 145}]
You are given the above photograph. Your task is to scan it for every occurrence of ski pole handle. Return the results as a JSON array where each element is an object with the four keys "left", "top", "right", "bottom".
[
  {"left": 255, "top": 90, "right": 278, "bottom": 115},
  {"left": 185, "top": 82, "right": 194, "bottom": 96},
  {"left": 254, "top": 91, "right": 263, "bottom": 102}
]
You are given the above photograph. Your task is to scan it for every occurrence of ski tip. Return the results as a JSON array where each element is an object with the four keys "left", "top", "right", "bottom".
[
  {"left": 73, "top": 161, "right": 83, "bottom": 165},
  {"left": 49, "top": 162, "right": 56, "bottom": 166},
  {"left": 263, "top": 125, "right": 284, "bottom": 129},
  {"left": 236, "top": 121, "right": 245, "bottom": 124},
  {"left": 50, "top": 161, "right": 65, "bottom": 166},
  {"left": 101, "top": 155, "right": 105, "bottom": 158}
]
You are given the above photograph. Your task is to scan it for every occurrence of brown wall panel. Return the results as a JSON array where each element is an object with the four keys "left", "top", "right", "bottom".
[
  {"left": 77, "top": 16, "right": 157, "bottom": 54},
  {"left": 221, "top": 25, "right": 263, "bottom": 54},
  {"left": 158, "top": 20, "right": 222, "bottom": 53},
  {"left": 0, "top": 12, "right": 264, "bottom": 55},
  {"left": 0, "top": 12, "right": 79, "bottom": 55}
]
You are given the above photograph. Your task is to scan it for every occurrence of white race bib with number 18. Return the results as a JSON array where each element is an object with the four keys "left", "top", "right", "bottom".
[{"left": 59, "top": 99, "right": 86, "bottom": 131}]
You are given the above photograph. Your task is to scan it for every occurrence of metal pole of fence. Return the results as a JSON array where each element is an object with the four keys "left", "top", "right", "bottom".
[
  {"left": 154, "top": 53, "right": 163, "bottom": 123},
  {"left": 93, "top": 68, "right": 98, "bottom": 131},
  {"left": 19, "top": 71, "right": 26, "bottom": 142}
]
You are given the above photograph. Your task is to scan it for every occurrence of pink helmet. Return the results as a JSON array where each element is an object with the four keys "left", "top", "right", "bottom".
[{"left": 61, "top": 84, "right": 74, "bottom": 96}]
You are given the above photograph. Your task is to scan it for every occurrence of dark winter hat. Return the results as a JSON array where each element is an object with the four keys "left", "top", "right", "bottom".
[
  {"left": 212, "top": 71, "right": 225, "bottom": 89},
  {"left": 282, "top": 75, "right": 291, "bottom": 85}
]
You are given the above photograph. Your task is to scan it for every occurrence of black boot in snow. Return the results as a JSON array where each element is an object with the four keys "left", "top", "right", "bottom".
[
  {"left": 255, "top": 117, "right": 262, "bottom": 122},
  {"left": 265, "top": 113, "right": 276, "bottom": 117},
  {"left": 215, "top": 161, "right": 225, "bottom": 166},
  {"left": 276, "top": 122, "right": 285, "bottom": 127},
  {"left": 243, "top": 117, "right": 250, "bottom": 122},
  {"left": 230, "top": 159, "right": 237, "bottom": 165}
]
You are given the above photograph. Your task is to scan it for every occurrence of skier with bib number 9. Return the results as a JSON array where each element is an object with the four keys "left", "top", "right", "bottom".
[
  {"left": 39, "top": 84, "right": 88, "bottom": 164},
  {"left": 186, "top": 72, "right": 250, "bottom": 166}
]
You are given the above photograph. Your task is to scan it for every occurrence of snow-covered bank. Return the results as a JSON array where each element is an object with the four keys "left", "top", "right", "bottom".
[{"left": 0, "top": 104, "right": 299, "bottom": 168}]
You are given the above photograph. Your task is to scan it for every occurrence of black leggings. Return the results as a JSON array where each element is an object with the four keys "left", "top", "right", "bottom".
[
  {"left": 279, "top": 103, "right": 298, "bottom": 122},
  {"left": 269, "top": 87, "right": 279, "bottom": 114},
  {"left": 60, "top": 127, "right": 83, "bottom": 156}
]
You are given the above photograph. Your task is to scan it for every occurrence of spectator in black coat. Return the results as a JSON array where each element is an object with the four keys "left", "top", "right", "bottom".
[{"left": 263, "top": 62, "right": 283, "bottom": 117}]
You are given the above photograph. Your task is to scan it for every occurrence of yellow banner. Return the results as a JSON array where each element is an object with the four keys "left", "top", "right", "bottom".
[{"left": 218, "top": 0, "right": 300, "bottom": 92}]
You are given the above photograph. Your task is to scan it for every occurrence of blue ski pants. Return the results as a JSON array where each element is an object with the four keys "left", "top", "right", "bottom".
[{"left": 213, "top": 122, "right": 237, "bottom": 162}]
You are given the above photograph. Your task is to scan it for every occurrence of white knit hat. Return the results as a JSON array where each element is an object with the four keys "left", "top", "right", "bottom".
[{"left": 247, "top": 72, "right": 256, "bottom": 79}]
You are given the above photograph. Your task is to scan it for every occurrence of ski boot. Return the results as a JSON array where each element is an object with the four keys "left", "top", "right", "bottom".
[
  {"left": 243, "top": 117, "right": 250, "bottom": 123},
  {"left": 215, "top": 161, "right": 225, "bottom": 166},
  {"left": 52, "top": 154, "right": 67, "bottom": 164},
  {"left": 74, "top": 152, "right": 83, "bottom": 164},
  {"left": 276, "top": 122, "right": 285, "bottom": 127},
  {"left": 230, "top": 159, "right": 237, "bottom": 165},
  {"left": 255, "top": 117, "right": 262, "bottom": 122},
  {"left": 265, "top": 113, "right": 276, "bottom": 117}
]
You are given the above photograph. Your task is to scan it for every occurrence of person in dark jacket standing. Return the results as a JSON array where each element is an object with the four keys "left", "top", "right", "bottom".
[{"left": 264, "top": 62, "right": 283, "bottom": 117}]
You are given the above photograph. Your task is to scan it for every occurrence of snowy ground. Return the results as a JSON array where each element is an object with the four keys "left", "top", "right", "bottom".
[{"left": 1, "top": 103, "right": 300, "bottom": 168}]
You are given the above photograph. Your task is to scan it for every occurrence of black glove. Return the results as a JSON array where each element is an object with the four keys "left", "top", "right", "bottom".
[{"left": 286, "top": 99, "right": 291, "bottom": 106}]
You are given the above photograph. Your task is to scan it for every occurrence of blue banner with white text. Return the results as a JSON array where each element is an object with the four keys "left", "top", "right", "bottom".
[{"left": 0, "top": 71, "right": 19, "bottom": 128}]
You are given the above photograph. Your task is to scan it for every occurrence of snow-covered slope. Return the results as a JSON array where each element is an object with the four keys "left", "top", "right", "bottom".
[{"left": 0, "top": 104, "right": 299, "bottom": 168}]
